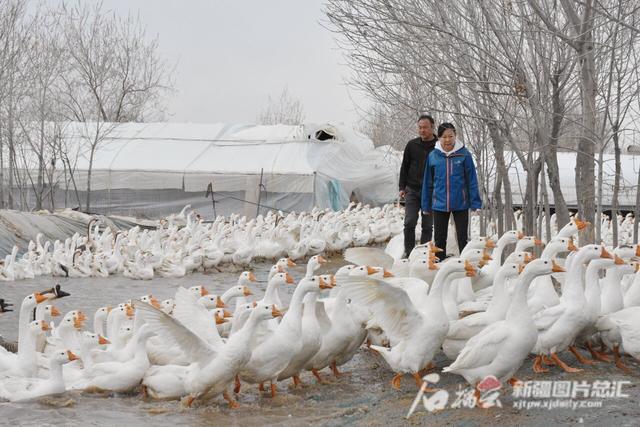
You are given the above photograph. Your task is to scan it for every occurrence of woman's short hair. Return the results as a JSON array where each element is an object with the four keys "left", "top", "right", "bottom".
[{"left": 437, "top": 122, "right": 456, "bottom": 137}]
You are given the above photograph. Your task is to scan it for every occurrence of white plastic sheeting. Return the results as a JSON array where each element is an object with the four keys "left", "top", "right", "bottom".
[
  {"left": 503, "top": 151, "right": 640, "bottom": 209},
  {"left": 26, "top": 122, "right": 399, "bottom": 218}
]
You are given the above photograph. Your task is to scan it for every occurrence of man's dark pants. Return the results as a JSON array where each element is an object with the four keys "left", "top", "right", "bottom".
[{"left": 403, "top": 188, "right": 433, "bottom": 257}]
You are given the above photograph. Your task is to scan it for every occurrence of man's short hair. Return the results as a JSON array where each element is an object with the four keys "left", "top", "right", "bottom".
[{"left": 418, "top": 114, "right": 435, "bottom": 125}]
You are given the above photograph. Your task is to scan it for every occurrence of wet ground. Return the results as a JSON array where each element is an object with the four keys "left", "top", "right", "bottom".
[{"left": 1, "top": 258, "right": 640, "bottom": 426}]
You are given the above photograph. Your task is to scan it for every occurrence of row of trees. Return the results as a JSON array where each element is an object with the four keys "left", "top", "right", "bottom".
[
  {"left": 327, "top": 0, "right": 640, "bottom": 245},
  {"left": 0, "top": 0, "right": 171, "bottom": 212}
]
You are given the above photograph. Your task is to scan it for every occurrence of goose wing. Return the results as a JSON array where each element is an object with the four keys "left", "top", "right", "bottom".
[
  {"left": 173, "top": 287, "right": 223, "bottom": 347},
  {"left": 133, "top": 300, "right": 217, "bottom": 365},
  {"left": 339, "top": 276, "right": 420, "bottom": 344},
  {"left": 344, "top": 247, "right": 394, "bottom": 270}
]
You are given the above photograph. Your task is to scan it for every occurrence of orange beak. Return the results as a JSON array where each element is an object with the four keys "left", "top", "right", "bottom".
[
  {"left": 287, "top": 258, "right": 297, "bottom": 267},
  {"left": 272, "top": 305, "right": 283, "bottom": 317},
  {"left": 568, "top": 239, "right": 578, "bottom": 252},
  {"left": 125, "top": 304, "right": 135, "bottom": 318},
  {"left": 98, "top": 335, "right": 110, "bottom": 345},
  {"left": 248, "top": 272, "right": 258, "bottom": 282},
  {"left": 150, "top": 297, "right": 161, "bottom": 309},
  {"left": 552, "top": 260, "right": 565, "bottom": 273},
  {"left": 252, "top": 301, "right": 258, "bottom": 307},
  {"left": 77, "top": 311, "right": 87, "bottom": 322},
  {"left": 216, "top": 296, "right": 226, "bottom": 309},
  {"left": 518, "top": 264, "right": 525, "bottom": 273},
  {"left": 67, "top": 350, "right": 80, "bottom": 362},
  {"left": 285, "top": 273, "right": 295, "bottom": 284},
  {"left": 243, "top": 286, "right": 253, "bottom": 296},
  {"left": 34, "top": 292, "right": 47, "bottom": 304},
  {"left": 614, "top": 255, "right": 625, "bottom": 265},
  {"left": 50, "top": 306, "right": 61, "bottom": 317},
  {"left": 319, "top": 276, "right": 334, "bottom": 289},
  {"left": 635, "top": 245, "right": 640, "bottom": 257},
  {"left": 534, "top": 238, "right": 543, "bottom": 246},
  {"left": 73, "top": 316, "right": 84, "bottom": 330},
  {"left": 106, "top": 306, "right": 113, "bottom": 313},
  {"left": 41, "top": 321, "right": 51, "bottom": 331},
  {"left": 429, "top": 260, "right": 439, "bottom": 271},
  {"left": 482, "top": 251, "right": 492, "bottom": 261},
  {"left": 200, "top": 287, "right": 210, "bottom": 296},
  {"left": 429, "top": 243, "right": 444, "bottom": 253},
  {"left": 485, "top": 239, "right": 497, "bottom": 249},
  {"left": 366, "top": 266, "right": 377, "bottom": 275},
  {"left": 317, "top": 255, "right": 327, "bottom": 264},
  {"left": 575, "top": 219, "right": 589, "bottom": 230},
  {"left": 601, "top": 247, "right": 613, "bottom": 259},
  {"left": 331, "top": 275, "right": 337, "bottom": 286},
  {"left": 464, "top": 260, "right": 476, "bottom": 274},
  {"left": 383, "top": 269, "right": 394, "bottom": 278},
  {"left": 517, "top": 231, "right": 524, "bottom": 240},
  {"left": 223, "top": 309, "right": 233, "bottom": 318},
  {"left": 636, "top": 263, "right": 640, "bottom": 273},
  {"left": 214, "top": 313, "right": 227, "bottom": 325},
  {"left": 478, "top": 259, "right": 487, "bottom": 268}
]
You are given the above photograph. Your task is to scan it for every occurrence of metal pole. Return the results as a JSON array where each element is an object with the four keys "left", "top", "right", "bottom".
[
  {"left": 205, "top": 181, "right": 216, "bottom": 219},
  {"left": 312, "top": 172, "right": 317, "bottom": 208},
  {"left": 256, "top": 168, "right": 264, "bottom": 217}
]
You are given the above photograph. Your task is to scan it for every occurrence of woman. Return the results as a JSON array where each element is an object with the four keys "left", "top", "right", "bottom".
[{"left": 421, "top": 122, "right": 481, "bottom": 260}]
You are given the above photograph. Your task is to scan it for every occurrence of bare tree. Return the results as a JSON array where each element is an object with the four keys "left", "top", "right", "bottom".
[
  {"left": 258, "top": 86, "right": 305, "bottom": 125},
  {"left": 59, "top": 1, "right": 171, "bottom": 211}
]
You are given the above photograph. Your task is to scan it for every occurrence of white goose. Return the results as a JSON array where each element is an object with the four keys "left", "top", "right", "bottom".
[
  {"left": 531, "top": 244, "right": 612, "bottom": 373},
  {"left": 0, "top": 349, "right": 79, "bottom": 402},
  {"left": 73, "top": 324, "right": 155, "bottom": 393},
  {"left": 341, "top": 258, "right": 474, "bottom": 389},
  {"left": 276, "top": 256, "right": 328, "bottom": 384},
  {"left": 239, "top": 276, "right": 331, "bottom": 397},
  {"left": 444, "top": 259, "right": 564, "bottom": 393},
  {"left": 139, "top": 301, "right": 281, "bottom": 407},
  {"left": 443, "top": 262, "right": 522, "bottom": 360}
]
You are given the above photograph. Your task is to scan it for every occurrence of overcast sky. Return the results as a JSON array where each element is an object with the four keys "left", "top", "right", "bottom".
[{"left": 99, "top": 0, "right": 367, "bottom": 126}]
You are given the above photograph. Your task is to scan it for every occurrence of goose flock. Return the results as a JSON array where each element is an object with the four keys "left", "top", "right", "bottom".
[
  {"left": 1, "top": 205, "right": 640, "bottom": 409},
  {"left": 0, "top": 203, "right": 404, "bottom": 282}
]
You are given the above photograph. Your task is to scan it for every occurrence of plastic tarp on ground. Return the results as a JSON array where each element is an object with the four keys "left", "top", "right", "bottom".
[
  {"left": 26, "top": 122, "right": 399, "bottom": 218},
  {"left": 0, "top": 210, "right": 156, "bottom": 257}
]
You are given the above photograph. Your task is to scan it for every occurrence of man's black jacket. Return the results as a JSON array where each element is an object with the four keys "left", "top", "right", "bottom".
[{"left": 399, "top": 136, "right": 437, "bottom": 191}]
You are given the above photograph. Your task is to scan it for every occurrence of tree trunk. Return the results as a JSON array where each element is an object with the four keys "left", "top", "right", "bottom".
[
  {"left": 612, "top": 125, "right": 621, "bottom": 246},
  {"left": 85, "top": 145, "right": 95, "bottom": 212},
  {"left": 575, "top": 5, "right": 597, "bottom": 244},
  {"left": 0, "top": 120, "right": 4, "bottom": 209},
  {"left": 522, "top": 156, "right": 542, "bottom": 235},
  {"left": 36, "top": 115, "right": 45, "bottom": 211},
  {"left": 634, "top": 164, "right": 640, "bottom": 243},
  {"left": 487, "top": 121, "right": 514, "bottom": 232},
  {"left": 7, "top": 78, "right": 14, "bottom": 210},
  {"left": 596, "top": 146, "right": 604, "bottom": 244},
  {"left": 546, "top": 71, "right": 570, "bottom": 228}
]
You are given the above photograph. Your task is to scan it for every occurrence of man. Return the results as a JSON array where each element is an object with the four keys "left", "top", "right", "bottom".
[{"left": 399, "top": 114, "right": 437, "bottom": 258}]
